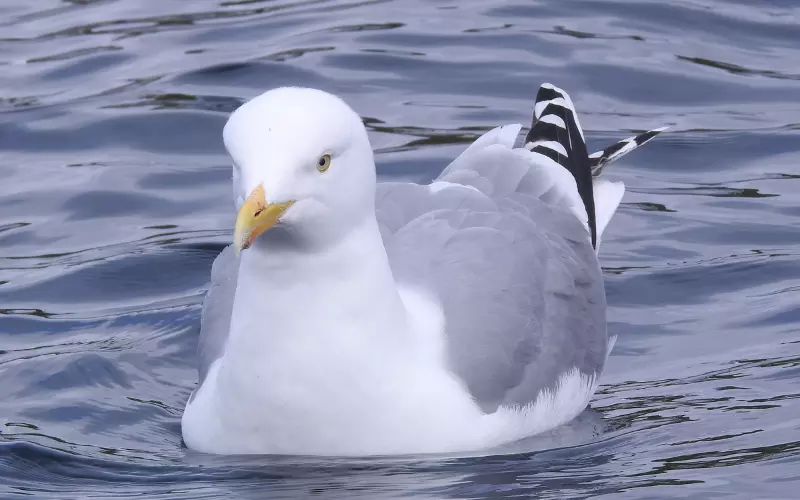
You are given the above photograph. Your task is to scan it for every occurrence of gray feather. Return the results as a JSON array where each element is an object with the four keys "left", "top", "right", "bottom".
[
  {"left": 377, "top": 149, "right": 607, "bottom": 412},
  {"left": 196, "top": 244, "right": 238, "bottom": 389}
]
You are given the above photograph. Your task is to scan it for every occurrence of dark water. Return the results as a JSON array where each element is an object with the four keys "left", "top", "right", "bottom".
[{"left": 2, "top": 0, "right": 800, "bottom": 498}]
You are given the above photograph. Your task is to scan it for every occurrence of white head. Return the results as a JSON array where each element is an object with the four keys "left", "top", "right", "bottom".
[{"left": 224, "top": 87, "right": 377, "bottom": 253}]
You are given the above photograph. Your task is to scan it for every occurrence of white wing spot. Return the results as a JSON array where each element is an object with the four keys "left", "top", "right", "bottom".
[
  {"left": 539, "top": 114, "right": 566, "bottom": 129},
  {"left": 526, "top": 140, "right": 568, "bottom": 157}
]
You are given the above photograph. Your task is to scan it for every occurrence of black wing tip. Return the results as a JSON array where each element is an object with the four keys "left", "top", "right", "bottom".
[
  {"left": 589, "top": 126, "right": 669, "bottom": 176},
  {"left": 523, "top": 84, "right": 668, "bottom": 248},
  {"left": 523, "top": 83, "right": 576, "bottom": 148},
  {"left": 524, "top": 83, "right": 597, "bottom": 247}
]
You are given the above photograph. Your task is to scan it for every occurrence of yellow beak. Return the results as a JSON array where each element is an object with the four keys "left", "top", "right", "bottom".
[{"left": 233, "top": 185, "right": 295, "bottom": 255}]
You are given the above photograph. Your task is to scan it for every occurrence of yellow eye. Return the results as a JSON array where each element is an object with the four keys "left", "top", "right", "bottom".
[{"left": 317, "top": 154, "right": 331, "bottom": 173}]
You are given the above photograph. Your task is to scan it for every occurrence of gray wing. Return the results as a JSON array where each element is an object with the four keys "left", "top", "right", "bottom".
[
  {"left": 196, "top": 244, "right": 238, "bottom": 388},
  {"left": 376, "top": 142, "right": 608, "bottom": 413}
]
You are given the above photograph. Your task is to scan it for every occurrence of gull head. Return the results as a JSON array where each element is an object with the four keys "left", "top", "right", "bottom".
[{"left": 223, "top": 87, "right": 377, "bottom": 254}]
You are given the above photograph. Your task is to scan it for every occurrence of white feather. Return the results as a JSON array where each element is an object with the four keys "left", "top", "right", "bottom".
[{"left": 593, "top": 179, "right": 626, "bottom": 241}]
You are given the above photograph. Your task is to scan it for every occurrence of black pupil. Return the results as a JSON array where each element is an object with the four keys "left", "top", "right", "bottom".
[{"left": 318, "top": 157, "right": 326, "bottom": 166}]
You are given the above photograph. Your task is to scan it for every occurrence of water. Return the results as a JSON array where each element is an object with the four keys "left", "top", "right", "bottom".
[{"left": 2, "top": 0, "right": 799, "bottom": 498}]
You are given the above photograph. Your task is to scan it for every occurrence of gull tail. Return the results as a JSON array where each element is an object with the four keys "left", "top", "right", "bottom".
[{"left": 523, "top": 83, "right": 667, "bottom": 248}]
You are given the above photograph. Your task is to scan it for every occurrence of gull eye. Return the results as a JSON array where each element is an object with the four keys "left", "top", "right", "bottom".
[{"left": 317, "top": 154, "right": 331, "bottom": 173}]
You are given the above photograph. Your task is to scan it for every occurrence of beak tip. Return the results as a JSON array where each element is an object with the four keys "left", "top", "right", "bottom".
[
  {"left": 233, "top": 234, "right": 253, "bottom": 256},
  {"left": 233, "top": 187, "right": 295, "bottom": 256}
]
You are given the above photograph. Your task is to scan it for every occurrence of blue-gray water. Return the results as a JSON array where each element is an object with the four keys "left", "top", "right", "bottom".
[{"left": 2, "top": 0, "right": 800, "bottom": 498}]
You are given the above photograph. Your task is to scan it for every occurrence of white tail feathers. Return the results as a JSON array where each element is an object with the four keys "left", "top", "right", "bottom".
[{"left": 593, "top": 179, "right": 626, "bottom": 248}]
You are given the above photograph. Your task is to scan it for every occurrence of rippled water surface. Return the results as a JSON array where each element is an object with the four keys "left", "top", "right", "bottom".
[{"left": 2, "top": 0, "right": 800, "bottom": 498}]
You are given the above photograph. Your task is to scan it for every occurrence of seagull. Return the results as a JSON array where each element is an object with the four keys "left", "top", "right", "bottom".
[{"left": 181, "top": 83, "right": 666, "bottom": 456}]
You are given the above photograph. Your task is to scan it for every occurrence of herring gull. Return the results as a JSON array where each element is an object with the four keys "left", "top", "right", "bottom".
[{"left": 181, "top": 84, "right": 666, "bottom": 456}]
